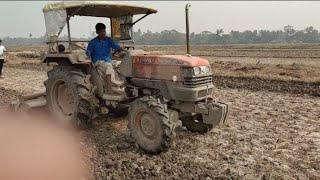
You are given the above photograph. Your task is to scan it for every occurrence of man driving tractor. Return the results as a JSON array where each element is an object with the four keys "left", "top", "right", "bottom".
[
  {"left": 87, "top": 22, "right": 126, "bottom": 95},
  {"left": 9, "top": 1, "right": 229, "bottom": 154}
]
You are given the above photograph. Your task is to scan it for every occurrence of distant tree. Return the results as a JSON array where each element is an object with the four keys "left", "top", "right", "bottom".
[
  {"left": 216, "top": 29, "right": 224, "bottom": 36},
  {"left": 304, "top": 26, "right": 319, "bottom": 43},
  {"left": 137, "top": 29, "right": 142, "bottom": 37}
]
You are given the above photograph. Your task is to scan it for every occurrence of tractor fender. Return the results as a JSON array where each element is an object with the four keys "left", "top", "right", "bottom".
[
  {"left": 43, "top": 53, "right": 104, "bottom": 98},
  {"left": 42, "top": 52, "right": 91, "bottom": 64}
]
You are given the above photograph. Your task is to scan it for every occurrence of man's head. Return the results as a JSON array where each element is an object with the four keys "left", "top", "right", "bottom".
[
  {"left": 95, "top": 23, "right": 106, "bottom": 40},
  {"left": 0, "top": 39, "right": 2, "bottom": 45}
]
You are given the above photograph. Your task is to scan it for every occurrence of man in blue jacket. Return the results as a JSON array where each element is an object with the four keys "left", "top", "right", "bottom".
[{"left": 87, "top": 23, "right": 125, "bottom": 94}]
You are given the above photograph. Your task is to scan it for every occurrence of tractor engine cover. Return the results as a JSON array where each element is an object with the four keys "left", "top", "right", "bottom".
[
  {"left": 120, "top": 50, "right": 210, "bottom": 80},
  {"left": 132, "top": 55, "right": 209, "bottom": 81},
  {"left": 120, "top": 50, "right": 214, "bottom": 101}
]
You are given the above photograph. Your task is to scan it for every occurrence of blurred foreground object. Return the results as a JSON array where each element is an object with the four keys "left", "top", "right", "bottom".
[{"left": 0, "top": 110, "right": 88, "bottom": 180}]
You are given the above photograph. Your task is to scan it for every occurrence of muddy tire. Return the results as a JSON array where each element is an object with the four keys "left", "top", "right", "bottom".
[
  {"left": 128, "top": 96, "right": 174, "bottom": 154},
  {"left": 183, "top": 120, "right": 213, "bottom": 134},
  {"left": 45, "top": 65, "right": 99, "bottom": 129}
]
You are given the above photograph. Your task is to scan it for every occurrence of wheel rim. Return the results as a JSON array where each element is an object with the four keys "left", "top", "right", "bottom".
[
  {"left": 135, "top": 111, "right": 157, "bottom": 138},
  {"left": 52, "top": 80, "right": 75, "bottom": 117}
]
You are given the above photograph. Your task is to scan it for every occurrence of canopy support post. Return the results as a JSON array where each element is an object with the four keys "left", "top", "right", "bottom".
[{"left": 67, "top": 16, "right": 72, "bottom": 51}]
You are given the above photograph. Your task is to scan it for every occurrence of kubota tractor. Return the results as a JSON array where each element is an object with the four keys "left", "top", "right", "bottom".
[{"left": 11, "top": 1, "right": 229, "bottom": 154}]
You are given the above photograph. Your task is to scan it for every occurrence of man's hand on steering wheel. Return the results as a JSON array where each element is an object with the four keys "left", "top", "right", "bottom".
[{"left": 112, "top": 48, "right": 125, "bottom": 58}]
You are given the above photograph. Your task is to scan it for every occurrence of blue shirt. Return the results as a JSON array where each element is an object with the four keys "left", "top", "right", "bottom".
[{"left": 86, "top": 36, "right": 121, "bottom": 63}]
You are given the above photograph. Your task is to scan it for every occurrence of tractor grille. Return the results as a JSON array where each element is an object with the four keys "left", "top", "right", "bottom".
[{"left": 184, "top": 75, "right": 213, "bottom": 88}]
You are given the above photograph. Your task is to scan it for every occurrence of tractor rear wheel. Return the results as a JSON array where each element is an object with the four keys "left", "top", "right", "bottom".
[
  {"left": 45, "top": 65, "right": 99, "bottom": 129},
  {"left": 128, "top": 96, "right": 175, "bottom": 154}
]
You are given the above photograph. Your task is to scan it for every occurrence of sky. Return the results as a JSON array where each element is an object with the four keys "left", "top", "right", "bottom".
[{"left": 1, "top": 1, "right": 320, "bottom": 38}]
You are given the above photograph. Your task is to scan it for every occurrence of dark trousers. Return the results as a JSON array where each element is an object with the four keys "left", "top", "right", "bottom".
[{"left": 0, "top": 59, "right": 3, "bottom": 75}]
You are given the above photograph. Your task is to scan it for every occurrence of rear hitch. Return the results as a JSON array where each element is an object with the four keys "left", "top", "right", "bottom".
[{"left": 9, "top": 91, "right": 47, "bottom": 111}]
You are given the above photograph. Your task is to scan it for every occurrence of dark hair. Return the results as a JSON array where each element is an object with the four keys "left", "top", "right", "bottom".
[
  {"left": 0, "top": 39, "right": 2, "bottom": 42},
  {"left": 95, "top": 23, "right": 106, "bottom": 31}
]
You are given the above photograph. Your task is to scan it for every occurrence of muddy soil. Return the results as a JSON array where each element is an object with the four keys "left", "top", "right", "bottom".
[
  {"left": 86, "top": 88, "right": 320, "bottom": 180},
  {"left": 206, "top": 56, "right": 320, "bottom": 68},
  {"left": 210, "top": 61, "right": 320, "bottom": 83},
  {"left": 0, "top": 67, "right": 319, "bottom": 179},
  {"left": 5, "top": 63, "right": 52, "bottom": 72},
  {"left": 0, "top": 88, "right": 20, "bottom": 105},
  {"left": 0, "top": 68, "right": 46, "bottom": 94},
  {"left": 1, "top": 46, "right": 319, "bottom": 179},
  {"left": 140, "top": 45, "right": 320, "bottom": 58},
  {"left": 213, "top": 75, "right": 320, "bottom": 97}
]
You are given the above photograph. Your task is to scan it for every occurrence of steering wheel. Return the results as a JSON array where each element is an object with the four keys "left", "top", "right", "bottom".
[{"left": 112, "top": 49, "right": 126, "bottom": 59}]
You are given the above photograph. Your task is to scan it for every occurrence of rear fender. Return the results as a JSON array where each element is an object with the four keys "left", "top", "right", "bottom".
[
  {"left": 43, "top": 53, "right": 104, "bottom": 98},
  {"left": 42, "top": 52, "right": 91, "bottom": 64}
]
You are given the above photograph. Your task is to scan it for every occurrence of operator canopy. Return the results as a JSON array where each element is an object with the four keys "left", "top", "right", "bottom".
[{"left": 43, "top": 1, "right": 157, "bottom": 42}]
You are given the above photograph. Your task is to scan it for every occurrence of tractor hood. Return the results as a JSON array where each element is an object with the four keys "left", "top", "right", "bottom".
[
  {"left": 160, "top": 55, "right": 209, "bottom": 67},
  {"left": 132, "top": 54, "right": 210, "bottom": 67},
  {"left": 130, "top": 54, "right": 211, "bottom": 81}
]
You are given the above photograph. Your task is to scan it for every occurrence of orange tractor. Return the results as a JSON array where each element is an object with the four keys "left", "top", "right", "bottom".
[{"left": 10, "top": 1, "right": 229, "bottom": 154}]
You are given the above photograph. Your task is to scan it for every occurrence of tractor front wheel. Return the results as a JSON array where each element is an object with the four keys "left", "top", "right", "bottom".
[{"left": 128, "top": 96, "right": 175, "bottom": 154}]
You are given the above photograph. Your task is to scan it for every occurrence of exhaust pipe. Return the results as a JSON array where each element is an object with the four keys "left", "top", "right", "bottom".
[{"left": 185, "top": 3, "right": 191, "bottom": 55}]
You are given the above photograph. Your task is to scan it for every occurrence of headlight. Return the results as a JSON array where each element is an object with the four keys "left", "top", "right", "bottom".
[
  {"left": 172, "top": 75, "right": 177, "bottom": 82},
  {"left": 183, "top": 66, "right": 211, "bottom": 76},
  {"left": 205, "top": 66, "right": 211, "bottom": 73},
  {"left": 193, "top": 66, "right": 210, "bottom": 75},
  {"left": 193, "top": 66, "right": 201, "bottom": 75}
]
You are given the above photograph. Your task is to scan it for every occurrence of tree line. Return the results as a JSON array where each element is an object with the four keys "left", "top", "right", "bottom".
[
  {"left": 133, "top": 26, "right": 319, "bottom": 45},
  {"left": 1, "top": 26, "right": 319, "bottom": 46}
]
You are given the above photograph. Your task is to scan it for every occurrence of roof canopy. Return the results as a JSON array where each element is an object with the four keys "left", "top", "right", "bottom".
[
  {"left": 43, "top": 1, "right": 157, "bottom": 43},
  {"left": 43, "top": 1, "right": 157, "bottom": 17}
]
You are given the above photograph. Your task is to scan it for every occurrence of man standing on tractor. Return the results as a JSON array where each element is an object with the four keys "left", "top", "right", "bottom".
[{"left": 87, "top": 23, "right": 126, "bottom": 94}]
